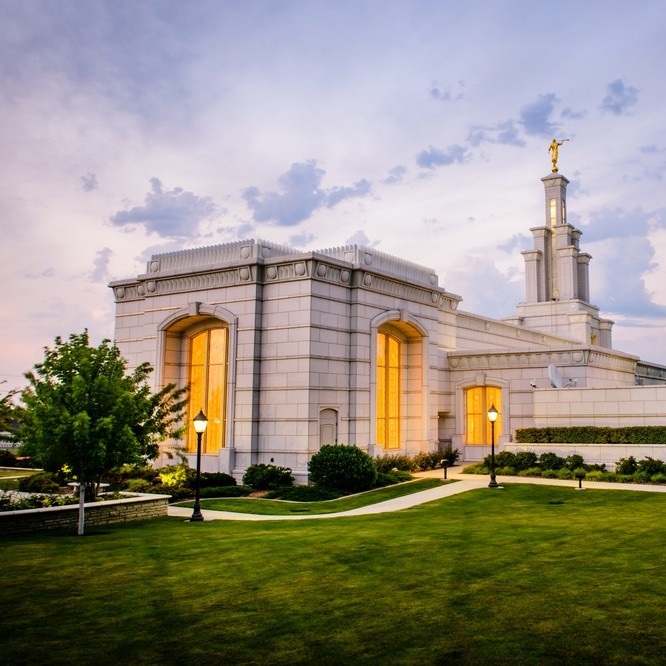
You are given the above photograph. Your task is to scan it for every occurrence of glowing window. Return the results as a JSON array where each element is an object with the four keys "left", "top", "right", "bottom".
[
  {"left": 376, "top": 331, "right": 400, "bottom": 449},
  {"left": 465, "top": 386, "right": 502, "bottom": 445},
  {"left": 550, "top": 198, "right": 557, "bottom": 227},
  {"left": 187, "top": 328, "right": 228, "bottom": 453}
]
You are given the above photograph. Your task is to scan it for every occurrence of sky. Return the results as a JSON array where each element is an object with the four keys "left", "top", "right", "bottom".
[{"left": 2, "top": 0, "right": 666, "bottom": 395}]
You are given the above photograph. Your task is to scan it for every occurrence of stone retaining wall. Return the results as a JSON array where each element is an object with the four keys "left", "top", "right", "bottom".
[{"left": 0, "top": 493, "right": 170, "bottom": 536}]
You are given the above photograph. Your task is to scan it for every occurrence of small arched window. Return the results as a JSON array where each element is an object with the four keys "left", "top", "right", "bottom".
[{"left": 464, "top": 386, "right": 502, "bottom": 445}]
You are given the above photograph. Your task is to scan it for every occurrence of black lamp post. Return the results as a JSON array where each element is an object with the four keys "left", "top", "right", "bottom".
[
  {"left": 190, "top": 409, "right": 208, "bottom": 522},
  {"left": 487, "top": 404, "right": 499, "bottom": 488}
]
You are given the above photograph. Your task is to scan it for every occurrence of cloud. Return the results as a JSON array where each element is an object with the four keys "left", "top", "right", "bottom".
[
  {"left": 561, "top": 107, "right": 585, "bottom": 120},
  {"left": 430, "top": 80, "right": 465, "bottom": 102},
  {"left": 580, "top": 207, "right": 666, "bottom": 317},
  {"left": 242, "top": 160, "right": 372, "bottom": 227},
  {"left": 288, "top": 232, "right": 315, "bottom": 247},
  {"left": 445, "top": 257, "right": 523, "bottom": 318},
  {"left": 593, "top": 236, "right": 666, "bottom": 317},
  {"left": 345, "top": 229, "right": 379, "bottom": 247},
  {"left": 90, "top": 247, "right": 112, "bottom": 282},
  {"left": 109, "top": 178, "right": 216, "bottom": 238},
  {"left": 81, "top": 172, "right": 98, "bottom": 192},
  {"left": 24, "top": 267, "right": 55, "bottom": 280},
  {"left": 519, "top": 93, "right": 559, "bottom": 136},
  {"left": 384, "top": 165, "right": 407, "bottom": 185},
  {"left": 581, "top": 206, "right": 665, "bottom": 242},
  {"left": 467, "top": 120, "right": 525, "bottom": 147},
  {"left": 416, "top": 144, "right": 467, "bottom": 169},
  {"left": 600, "top": 79, "right": 639, "bottom": 115}
]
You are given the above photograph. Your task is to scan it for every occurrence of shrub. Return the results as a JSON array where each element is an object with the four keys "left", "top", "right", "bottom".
[
  {"left": 541, "top": 469, "right": 558, "bottom": 479},
  {"left": 565, "top": 454, "right": 585, "bottom": 471},
  {"left": 0, "top": 450, "right": 18, "bottom": 467},
  {"left": 538, "top": 452, "right": 565, "bottom": 470},
  {"left": 375, "top": 448, "right": 461, "bottom": 473},
  {"left": 374, "top": 470, "right": 413, "bottom": 487},
  {"left": 243, "top": 464, "right": 294, "bottom": 490},
  {"left": 636, "top": 457, "right": 665, "bottom": 477},
  {"left": 126, "top": 479, "right": 155, "bottom": 493},
  {"left": 199, "top": 485, "right": 252, "bottom": 498},
  {"left": 152, "top": 484, "right": 193, "bottom": 502},
  {"left": 413, "top": 452, "right": 441, "bottom": 470},
  {"left": 199, "top": 472, "right": 236, "bottom": 488},
  {"left": 632, "top": 471, "right": 651, "bottom": 484},
  {"left": 159, "top": 464, "right": 195, "bottom": 488},
  {"left": 308, "top": 444, "right": 378, "bottom": 492},
  {"left": 515, "top": 425, "right": 666, "bottom": 444},
  {"left": 461, "top": 463, "right": 486, "bottom": 474},
  {"left": 484, "top": 451, "right": 515, "bottom": 470},
  {"left": 584, "top": 470, "right": 605, "bottom": 482},
  {"left": 495, "top": 466, "right": 516, "bottom": 476},
  {"left": 518, "top": 467, "right": 542, "bottom": 477},
  {"left": 514, "top": 451, "right": 538, "bottom": 471},
  {"left": 375, "top": 454, "right": 415, "bottom": 473},
  {"left": 440, "top": 447, "right": 461, "bottom": 466},
  {"left": 615, "top": 456, "right": 638, "bottom": 475},
  {"left": 18, "top": 472, "right": 61, "bottom": 494},
  {"left": 650, "top": 473, "right": 666, "bottom": 485},
  {"left": 266, "top": 486, "right": 343, "bottom": 501},
  {"left": 556, "top": 468, "right": 573, "bottom": 480}
]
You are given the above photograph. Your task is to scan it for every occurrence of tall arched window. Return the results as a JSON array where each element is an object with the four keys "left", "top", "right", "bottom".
[
  {"left": 376, "top": 330, "right": 401, "bottom": 449},
  {"left": 465, "top": 386, "right": 502, "bottom": 445},
  {"left": 187, "top": 328, "right": 228, "bottom": 453}
]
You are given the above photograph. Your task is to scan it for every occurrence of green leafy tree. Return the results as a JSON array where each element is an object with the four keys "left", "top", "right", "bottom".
[
  {"left": 18, "top": 331, "right": 187, "bottom": 533},
  {"left": 0, "top": 383, "right": 22, "bottom": 444}
]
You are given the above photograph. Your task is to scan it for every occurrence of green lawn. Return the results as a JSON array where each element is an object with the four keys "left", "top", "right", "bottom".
[
  {"left": 2, "top": 485, "right": 666, "bottom": 665},
  {"left": 179, "top": 477, "right": 448, "bottom": 515}
]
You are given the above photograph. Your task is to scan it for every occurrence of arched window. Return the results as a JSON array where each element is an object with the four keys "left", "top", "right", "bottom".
[
  {"left": 187, "top": 328, "right": 228, "bottom": 453},
  {"left": 465, "top": 386, "right": 502, "bottom": 445},
  {"left": 376, "top": 330, "right": 401, "bottom": 449}
]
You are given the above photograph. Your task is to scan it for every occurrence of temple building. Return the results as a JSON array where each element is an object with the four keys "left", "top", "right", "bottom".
[{"left": 110, "top": 164, "right": 666, "bottom": 482}]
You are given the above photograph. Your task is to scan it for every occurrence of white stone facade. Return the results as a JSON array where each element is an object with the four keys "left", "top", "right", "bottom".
[{"left": 110, "top": 172, "right": 666, "bottom": 481}]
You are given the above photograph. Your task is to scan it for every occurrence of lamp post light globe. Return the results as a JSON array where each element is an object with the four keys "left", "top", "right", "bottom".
[
  {"left": 190, "top": 409, "right": 208, "bottom": 522},
  {"left": 487, "top": 405, "right": 499, "bottom": 489}
]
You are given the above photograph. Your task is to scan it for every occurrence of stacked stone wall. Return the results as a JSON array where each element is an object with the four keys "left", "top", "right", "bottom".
[{"left": 0, "top": 494, "right": 169, "bottom": 536}]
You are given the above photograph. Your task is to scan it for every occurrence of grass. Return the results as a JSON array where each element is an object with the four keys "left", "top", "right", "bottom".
[
  {"left": 178, "top": 478, "right": 448, "bottom": 515},
  {"left": 2, "top": 485, "right": 666, "bottom": 664}
]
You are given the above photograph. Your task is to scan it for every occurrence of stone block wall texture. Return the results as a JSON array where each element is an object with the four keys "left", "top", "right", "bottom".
[{"left": 0, "top": 494, "right": 169, "bottom": 536}]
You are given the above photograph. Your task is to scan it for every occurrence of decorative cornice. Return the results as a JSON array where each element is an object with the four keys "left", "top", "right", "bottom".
[{"left": 448, "top": 346, "right": 637, "bottom": 373}]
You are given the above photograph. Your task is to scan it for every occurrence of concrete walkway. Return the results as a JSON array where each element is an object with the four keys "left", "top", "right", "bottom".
[{"left": 167, "top": 466, "right": 666, "bottom": 522}]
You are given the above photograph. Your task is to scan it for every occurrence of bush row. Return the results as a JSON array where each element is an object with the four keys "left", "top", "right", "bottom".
[
  {"left": 515, "top": 426, "right": 666, "bottom": 444},
  {"left": 463, "top": 451, "right": 666, "bottom": 485},
  {"left": 375, "top": 447, "right": 461, "bottom": 473}
]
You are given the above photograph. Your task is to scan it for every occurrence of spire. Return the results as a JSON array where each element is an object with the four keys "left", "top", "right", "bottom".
[
  {"left": 510, "top": 160, "right": 614, "bottom": 350},
  {"left": 521, "top": 171, "right": 592, "bottom": 304}
]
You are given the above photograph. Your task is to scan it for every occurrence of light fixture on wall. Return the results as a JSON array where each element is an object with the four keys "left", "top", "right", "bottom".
[
  {"left": 487, "top": 405, "right": 499, "bottom": 489},
  {"left": 190, "top": 409, "right": 208, "bottom": 522}
]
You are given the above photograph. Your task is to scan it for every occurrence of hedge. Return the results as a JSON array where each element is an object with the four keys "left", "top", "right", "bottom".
[{"left": 515, "top": 426, "right": 666, "bottom": 445}]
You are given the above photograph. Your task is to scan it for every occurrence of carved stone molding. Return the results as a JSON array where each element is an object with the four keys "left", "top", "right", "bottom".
[{"left": 448, "top": 347, "right": 637, "bottom": 373}]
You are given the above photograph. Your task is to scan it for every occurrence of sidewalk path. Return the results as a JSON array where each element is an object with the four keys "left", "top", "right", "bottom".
[{"left": 167, "top": 465, "right": 666, "bottom": 522}]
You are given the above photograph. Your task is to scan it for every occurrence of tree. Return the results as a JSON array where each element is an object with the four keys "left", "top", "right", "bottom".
[
  {"left": 0, "top": 383, "right": 22, "bottom": 444},
  {"left": 18, "top": 331, "right": 188, "bottom": 534}
]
